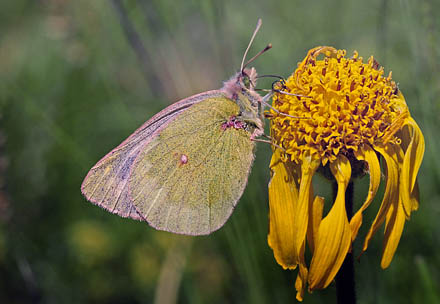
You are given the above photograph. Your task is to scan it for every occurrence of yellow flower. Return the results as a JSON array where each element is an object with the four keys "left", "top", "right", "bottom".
[{"left": 268, "top": 46, "right": 425, "bottom": 301}]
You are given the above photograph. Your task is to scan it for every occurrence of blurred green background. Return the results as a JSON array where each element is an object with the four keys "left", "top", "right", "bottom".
[{"left": 1, "top": 0, "right": 439, "bottom": 303}]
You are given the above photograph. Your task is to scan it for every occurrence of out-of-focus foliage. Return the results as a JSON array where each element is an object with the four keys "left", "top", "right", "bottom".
[{"left": 0, "top": 0, "right": 439, "bottom": 303}]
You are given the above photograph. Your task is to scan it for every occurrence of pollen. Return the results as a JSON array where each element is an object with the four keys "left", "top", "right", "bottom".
[{"left": 271, "top": 46, "right": 408, "bottom": 165}]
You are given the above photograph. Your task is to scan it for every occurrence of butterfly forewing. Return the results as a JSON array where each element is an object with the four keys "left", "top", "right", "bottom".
[
  {"left": 81, "top": 91, "right": 221, "bottom": 220},
  {"left": 128, "top": 97, "right": 255, "bottom": 235}
]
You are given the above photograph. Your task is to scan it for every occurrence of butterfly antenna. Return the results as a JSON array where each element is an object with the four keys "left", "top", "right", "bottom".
[
  {"left": 240, "top": 18, "right": 262, "bottom": 72},
  {"left": 242, "top": 44, "right": 272, "bottom": 71}
]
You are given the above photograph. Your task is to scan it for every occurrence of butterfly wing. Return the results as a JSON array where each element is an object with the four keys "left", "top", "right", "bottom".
[
  {"left": 128, "top": 96, "right": 255, "bottom": 235},
  {"left": 81, "top": 91, "right": 222, "bottom": 220}
]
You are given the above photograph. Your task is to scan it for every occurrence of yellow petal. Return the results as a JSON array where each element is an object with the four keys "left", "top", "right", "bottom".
[
  {"left": 400, "top": 118, "right": 425, "bottom": 214},
  {"left": 293, "top": 155, "right": 320, "bottom": 261},
  {"left": 382, "top": 92, "right": 410, "bottom": 143},
  {"left": 411, "top": 180, "right": 420, "bottom": 208},
  {"left": 393, "top": 145, "right": 413, "bottom": 218},
  {"left": 381, "top": 195, "right": 406, "bottom": 268},
  {"left": 351, "top": 145, "right": 381, "bottom": 242},
  {"left": 308, "top": 155, "right": 352, "bottom": 290},
  {"left": 268, "top": 150, "right": 300, "bottom": 269},
  {"left": 307, "top": 196, "right": 325, "bottom": 253},
  {"left": 294, "top": 240, "right": 309, "bottom": 302},
  {"left": 363, "top": 144, "right": 399, "bottom": 252}
]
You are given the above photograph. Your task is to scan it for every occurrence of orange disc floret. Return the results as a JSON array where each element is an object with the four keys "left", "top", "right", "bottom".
[{"left": 271, "top": 47, "right": 408, "bottom": 165}]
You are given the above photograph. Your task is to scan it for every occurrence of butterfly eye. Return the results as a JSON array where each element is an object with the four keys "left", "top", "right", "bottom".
[
  {"left": 243, "top": 75, "right": 251, "bottom": 89},
  {"left": 240, "top": 72, "right": 252, "bottom": 89}
]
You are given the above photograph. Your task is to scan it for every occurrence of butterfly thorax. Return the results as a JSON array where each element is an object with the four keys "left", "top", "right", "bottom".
[{"left": 221, "top": 67, "right": 264, "bottom": 137}]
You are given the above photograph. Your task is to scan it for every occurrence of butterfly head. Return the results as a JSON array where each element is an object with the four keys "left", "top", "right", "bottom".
[
  {"left": 240, "top": 67, "right": 258, "bottom": 90},
  {"left": 222, "top": 67, "right": 261, "bottom": 105},
  {"left": 220, "top": 19, "right": 270, "bottom": 136}
]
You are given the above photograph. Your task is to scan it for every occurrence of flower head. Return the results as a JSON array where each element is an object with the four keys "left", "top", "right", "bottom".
[{"left": 268, "top": 46, "right": 425, "bottom": 301}]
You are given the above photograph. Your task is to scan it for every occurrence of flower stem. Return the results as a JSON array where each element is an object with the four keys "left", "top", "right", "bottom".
[{"left": 333, "top": 180, "right": 356, "bottom": 304}]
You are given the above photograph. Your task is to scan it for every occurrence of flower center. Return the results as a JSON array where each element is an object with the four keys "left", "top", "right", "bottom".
[{"left": 271, "top": 47, "right": 408, "bottom": 165}]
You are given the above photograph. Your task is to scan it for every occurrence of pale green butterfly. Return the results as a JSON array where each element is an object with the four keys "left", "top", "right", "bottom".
[{"left": 81, "top": 19, "right": 274, "bottom": 235}]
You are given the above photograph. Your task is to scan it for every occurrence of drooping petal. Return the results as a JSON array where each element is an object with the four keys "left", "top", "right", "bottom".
[
  {"left": 379, "top": 122, "right": 421, "bottom": 267},
  {"left": 268, "top": 151, "right": 300, "bottom": 269},
  {"left": 381, "top": 195, "right": 406, "bottom": 268},
  {"left": 363, "top": 144, "right": 399, "bottom": 252},
  {"left": 399, "top": 117, "right": 425, "bottom": 215},
  {"left": 307, "top": 196, "right": 325, "bottom": 253},
  {"left": 351, "top": 145, "right": 381, "bottom": 241},
  {"left": 293, "top": 155, "right": 320, "bottom": 261},
  {"left": 393, "top": 145, "right": 412, "bottom": 218},
  {"left": 308, "top": 155, "right": 352, "bottom": 290},
  {"left": 294, "top": 240, "right": 309, "bottom": 302},
  {"left": 411, "top": 180, "right": 420, "bottom": 207}
]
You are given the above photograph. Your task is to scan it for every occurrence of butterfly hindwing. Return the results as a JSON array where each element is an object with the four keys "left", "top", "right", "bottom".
[
  {"left": 128, "top": 96, "right": 255, "bottom": 235},
  {"left": 81, "top": 91, "right": 221, "bottom": 220}
]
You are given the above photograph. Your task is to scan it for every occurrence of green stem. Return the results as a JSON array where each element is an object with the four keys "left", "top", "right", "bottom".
[{"left": 333, "top": 181, "right": 356, "bottom": 304}]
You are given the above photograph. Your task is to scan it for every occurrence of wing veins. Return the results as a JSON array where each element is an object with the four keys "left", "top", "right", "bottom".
[
  {"left": 211, "top": 130, "right": 231, "bottom": 232},
  {"left": 143, "top": 123, "right": 231, "bottom": 233}
]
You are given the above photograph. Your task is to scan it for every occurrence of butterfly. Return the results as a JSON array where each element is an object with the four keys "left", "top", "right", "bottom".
[{"left": 81, "top": 19, "right": 273, "bottom": 235}]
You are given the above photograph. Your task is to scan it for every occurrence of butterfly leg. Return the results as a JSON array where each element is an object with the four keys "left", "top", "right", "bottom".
[{"left": 251, "top": 135, "right": 285, "bottom": 151}]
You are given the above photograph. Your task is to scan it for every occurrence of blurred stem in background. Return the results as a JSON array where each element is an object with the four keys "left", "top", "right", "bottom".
[
  {"left": 154, "top": 238, "right": 193, "bottom": 304},
  {"left": 111, "top": 0, "right": 165, "bottom": 97}
]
